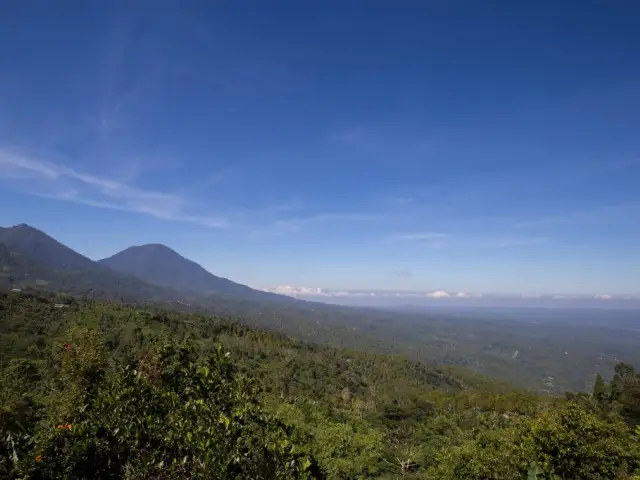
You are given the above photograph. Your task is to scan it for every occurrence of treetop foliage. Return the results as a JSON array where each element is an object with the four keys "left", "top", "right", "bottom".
[{"left": 2, "top": 292, "right": 640, "bottom": 479}]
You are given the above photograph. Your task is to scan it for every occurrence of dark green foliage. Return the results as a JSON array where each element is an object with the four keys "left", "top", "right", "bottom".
[
  {"left": 426, "top": 402, "right": 640, "bottom": 479},
  {"left": 39, "top": 345, "right": 309, "bottom": 479},
  {"left": 2, "top": 293, "right": 640, "bottom": 479},
  {"left": 609, "top": 363, "right": 640, "bottom": 427},
  {"left": 1, "top": 321, "right": 315, "bottom": 478},
  {"left": 593, "top": 373, "right": 607, "bottom": 402}
]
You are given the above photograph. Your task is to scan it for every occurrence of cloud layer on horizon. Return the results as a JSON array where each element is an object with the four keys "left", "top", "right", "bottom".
[{"left": 260, "top": 285, "right": 639, "bottom": 302}]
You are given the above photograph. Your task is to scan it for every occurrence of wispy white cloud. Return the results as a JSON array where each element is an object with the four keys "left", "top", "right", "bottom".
[
  {"left": 454, "top": 292, "right": 471, "bottom": 298},
  {"left": 0, "top": 147, "right": 228, "bottom": 228},
  {"left": 514, "top": 204, "right": 638, "bottom": 229},
  {"left": 248, "top": 212, "right": 387, "bottom": 238},
  {"left": 423, "top": 291, "right": 478, "bottom": 298},
  {"left": 296, "top": 212, "right": 385, "bottom": 224},
  {"left": 261, "top": 286, "right": 640, "bottom": 302},
  {"left": 380, "top": 195, "right": 416, "bottom": 207},
  {"left": 261, "top": 286, "right": 483, "bottom": 299},
  {"left": 490, "top": 237, "right": 548, "bottom": 247},
  {"left": 594, "top": 294, "right": 613, "bottom": 300},
  {"left": 389, "top": 230, "right": 550, "bottom": 250},
  {"left": 397, "top": 232, "right": 448, "bottom": 241},
  {"left": 1, "top": 147, "right": 396, "bottom": 234},
  {"left": 426, "top": 290, "right": 451, "bottom": 298},
  {"left": 328, "top": 126, "right": 434, "bottom": 159},
  {"left": 391, "top": 232, "right": 449, "bottom": 248},
  {"left": 394, "top": 270, "right": 414, "bottom": 279},
  {"left": 263, "top": 285, "right": 331, "bottom": 296}
]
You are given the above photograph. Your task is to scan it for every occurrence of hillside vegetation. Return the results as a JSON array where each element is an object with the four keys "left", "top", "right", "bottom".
[{"left": 2, "top": 292, "right": 640, "bottom": 479}]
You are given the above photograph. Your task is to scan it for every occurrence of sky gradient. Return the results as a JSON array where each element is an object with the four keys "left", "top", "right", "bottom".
[{"left": 1, "top": 1, "right": 639, "bottom": 298}]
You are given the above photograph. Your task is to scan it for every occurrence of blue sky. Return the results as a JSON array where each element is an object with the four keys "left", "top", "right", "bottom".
[{"left": 1, "top": 1, "right": 639, "bottom": 297}]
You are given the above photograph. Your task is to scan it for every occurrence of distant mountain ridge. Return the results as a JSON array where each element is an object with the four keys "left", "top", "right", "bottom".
[
  {"left": 0, "top": 224, "right": 96, "bottom": 270},
  {"left": 0, "top": 223, "right": 291, "bottom": 305},
  {"left": 98, "top": 243, "right": 289, "bottom": 303},
  {"left": 0, "top": 225, "right": 189, "bottom": 303}
]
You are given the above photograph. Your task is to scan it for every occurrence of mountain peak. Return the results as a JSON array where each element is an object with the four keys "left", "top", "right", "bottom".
[
  {"left": 0, "top": 223, "right": 95, "bottom": 270},
  {"left": 134, "top": 243, "right": 170, "bottom": 249},
  {"left": 99, "top": 244, "right": 287, "bottom": 302},
  {"left": 4, "top": 223, "right": 39, "bottom": 232},
  {"left": 99, "top": 244, "right": 222, "bottom": 295},
  {"left": 131, "top": 243, "right": 180, "bottom": 254},
  {"left": 114, "top": 244, "right": 188, "bottom": 262}
]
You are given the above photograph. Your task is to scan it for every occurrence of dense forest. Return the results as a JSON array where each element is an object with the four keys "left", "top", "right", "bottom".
[{"left": 2, "top": 291, "right": 640, "bottom": 479}]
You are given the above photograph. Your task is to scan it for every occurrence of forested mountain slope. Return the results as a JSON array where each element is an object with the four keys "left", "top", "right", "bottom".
[
  {"left": 0, "top": 241, "right": 54, "bottom": 290},
  {"left": 1, "top": 292, "right": 639, "bottom": 479}
]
